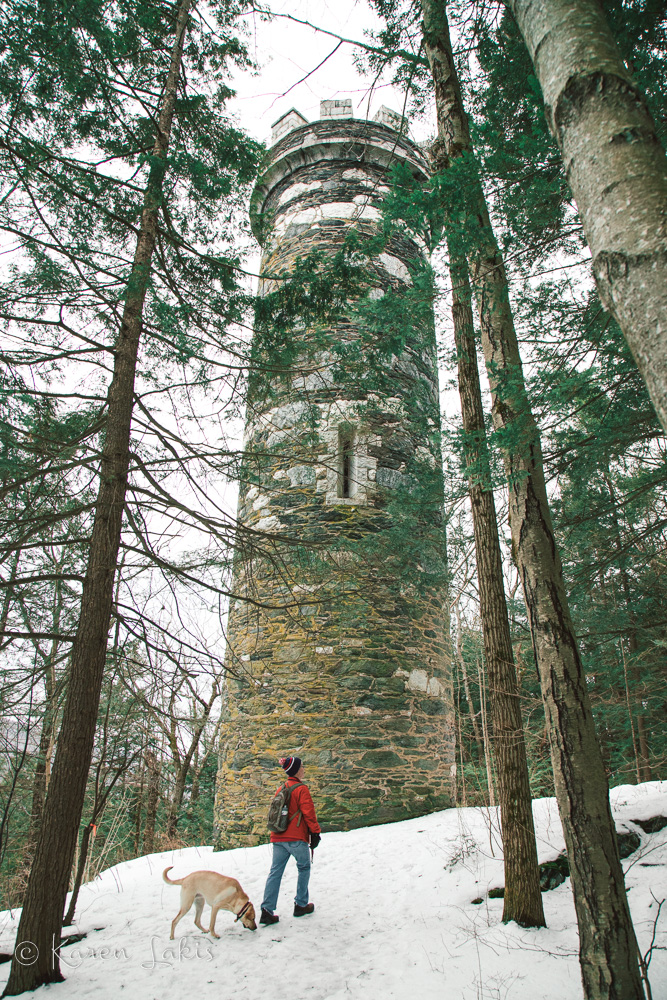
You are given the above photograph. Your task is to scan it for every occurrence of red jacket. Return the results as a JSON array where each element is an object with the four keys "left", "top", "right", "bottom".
[{"left": 270, "top": 777, "right": 321, "bottom": 843}]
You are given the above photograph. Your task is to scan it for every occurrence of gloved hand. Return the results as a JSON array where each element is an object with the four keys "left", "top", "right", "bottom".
[{"left": 310, "top": 832, "right": 321, "bottom": 850}]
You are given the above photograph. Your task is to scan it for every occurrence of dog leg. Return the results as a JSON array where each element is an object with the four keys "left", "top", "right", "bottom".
[
  {"left": 193, "top": 893, "right": 207, "bottom": 934},
  {"left": 208, "top": 905, "right": 221, "bottom": 938},
  {"left": 171, "top": 888, "right": 196, "bottom": 940}
]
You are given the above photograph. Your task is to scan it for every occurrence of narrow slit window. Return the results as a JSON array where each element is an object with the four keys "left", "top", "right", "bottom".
[{"left": 338, "top": 428, "right": 355, "bottom": 498}]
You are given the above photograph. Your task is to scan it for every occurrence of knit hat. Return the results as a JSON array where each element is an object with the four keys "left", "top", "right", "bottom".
[{"left": 279, "top": 755, "right": 302, "bottom": 777}]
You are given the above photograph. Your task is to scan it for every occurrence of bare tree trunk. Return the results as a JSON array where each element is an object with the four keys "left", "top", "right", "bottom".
[
  {"left": 636, "top": 714, "right": 651, "bottom": 783},
  {"left": 620, "top": 642, "right": 641, "bottom": 782},
  {"left": 62, "top": 823, "right": 95, "bottom": 928},
  {"left": 133, "top": 765, "right": 145, "bottom": 856},
  {"left": 165, "top": 688, "right": 219, "bottom": 839},
  {"left": 142, "top": 750, "right": 160, "bottom": 855},
  {"left": 603, "top": 471, "right": 651, "bottom": 782},
  {"left": 0, "top": 549, "right": 21, "bottom": 641},
  {"left": 165, "top": 767, "right": 187, "bottom": 840},
  {"left": 26, "top": 694, "right": 58, "bottom": 850},
  {"left": 455, "top": 706, "right": 466, "bottom": 807},
  {"left": 508, "top": 0, "right": 667, "bottom": 434},
  {"left": 419, "top": 3, "right": 644, "bottom": 996},
  {"left": 454, "top": 601, "right": 484, "bottom": 757},
  {"left": 2, "top": 5, "right": 193, "bottom": 993},
  {"left": 189, "top": 759, "right": 200, "bottom": 825},
  {"left": 477, "top": 658, "right": 496, "bottom": 807},
  {"left": 27, "top": 581, "right": 64, "bottom": 853},
  {"left": 446, "top": 241, "right": 544, "bottom": 925}
]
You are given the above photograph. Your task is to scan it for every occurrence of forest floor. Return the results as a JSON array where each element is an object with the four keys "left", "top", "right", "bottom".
[{"left": 1, "top": 781, "right": 665, "bottom": 1000}]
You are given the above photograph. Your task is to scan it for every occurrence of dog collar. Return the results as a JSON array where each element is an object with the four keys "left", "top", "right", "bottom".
[{"left": 235, "top": 901, "right": 252, "bottom": 922}]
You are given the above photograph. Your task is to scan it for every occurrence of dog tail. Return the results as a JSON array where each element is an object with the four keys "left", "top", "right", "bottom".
[{"left": 162, "top": 866, "right": 183, "bottom": 885}]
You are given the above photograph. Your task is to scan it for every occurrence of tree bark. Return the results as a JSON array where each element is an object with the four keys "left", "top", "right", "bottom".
[
  {"left": 26, "top": 580, "right": 64, "bottom": 853},
  {"left": 0, "top": 549, "right": 21, "bottom": 642},
  {"left": 62, "top": 823, "right": 95, "bottom": 929},
  {"left": 603, "top": 471, "right": 651, "bottom": 782},
  {"left": 133, "top": 766, "right": 145, "bottom": 856},
  {"left": 508, "top": 0, "right": 667, "bottom": 434},
  {"left": 165, "top": 766, "right": 188, "bottom": 840},
  {"left": 2, "top": 3, "right": 193, "bottom": 992},
  {"left": 446, "top": 241, "right": 545, "bottom": 926},
  {"left": 477, "top": 657, "right": 496, "bottom": 807},
  {"left": 455, "top": 706, "right": 467, "bottom": 806},
  {"left": 165, "top": 688, "right": 218, "bottom": 839},
  {"left": 142, "top": 749, "right": 160, "bottom": 855},
  {"left": 26, "top": 686, "right": 59, "bottom": 852},
  {"left": 419, "top": 2, "right": 644, "bottom": 995},
  {"left": 454, "top": 601, "right": 484, "bottom": 758}
]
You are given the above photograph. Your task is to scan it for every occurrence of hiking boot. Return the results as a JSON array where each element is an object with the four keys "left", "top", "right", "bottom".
[
  {"left": 260, "top": 908, "right": 279, "bottom": 925},
  {"left": 293, "top": 903, "right": 315, "bottom": 917}
]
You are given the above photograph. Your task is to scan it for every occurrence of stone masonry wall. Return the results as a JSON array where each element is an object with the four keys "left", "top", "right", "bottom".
[{"left": 214, "top": 113, "right": 455, "bottom": 847}]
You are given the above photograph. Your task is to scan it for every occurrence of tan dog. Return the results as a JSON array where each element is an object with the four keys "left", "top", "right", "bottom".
[{"left": 163, "top": 866, "right": 257, "bottom": 938}]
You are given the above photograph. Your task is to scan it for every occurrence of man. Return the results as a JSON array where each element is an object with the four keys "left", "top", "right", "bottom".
[{"left": 260, "top": 755, "right": 321, "bottom": 925}]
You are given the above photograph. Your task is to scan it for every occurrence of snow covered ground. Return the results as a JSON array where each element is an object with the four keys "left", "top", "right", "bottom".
[{"left": 1, "top": 781, "right": 665, "bottom": 1000}]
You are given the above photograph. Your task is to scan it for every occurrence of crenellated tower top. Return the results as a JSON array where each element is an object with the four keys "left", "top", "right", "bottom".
[{"left": 251, "top": 102, "right": 428, "bottom": 255}]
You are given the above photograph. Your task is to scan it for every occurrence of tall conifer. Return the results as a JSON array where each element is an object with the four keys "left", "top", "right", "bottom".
[
  {"left": 418, "top": 3, "right": 644, "bottom": 996},
  {"left": 1, "top": 0, "right": 260, "bottom": 991}
]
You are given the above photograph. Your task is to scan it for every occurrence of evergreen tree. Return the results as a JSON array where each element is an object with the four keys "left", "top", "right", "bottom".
[
  {"left": 361, "top": 0, "right": 647, "bottom": 992},
  {"left": 417, "top": 2, "right": 546, "bottom": 927},
  {"left": 1, "top": 0, "right": 260, "bottom": 991},
  {"left": 470, "top": 1, "right": 667, "bottom": 788},
  {"left": 419, "top": 5, "right": 644, "bottom": 995},
  {"left": 362, "top": 0, "right": 545, "bottom": 929},
  {"left": 446, "top": 247, "right": 545, "bottom": 927}
]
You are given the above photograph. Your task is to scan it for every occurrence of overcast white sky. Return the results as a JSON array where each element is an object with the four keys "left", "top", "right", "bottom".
[{"left": 229, "top": 0, "right": 431, "bottom": 144}]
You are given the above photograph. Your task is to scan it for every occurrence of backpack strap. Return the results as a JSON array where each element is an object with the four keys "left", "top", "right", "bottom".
[{"left": 285, "top": 781, "right": 304, "bottom": 825}]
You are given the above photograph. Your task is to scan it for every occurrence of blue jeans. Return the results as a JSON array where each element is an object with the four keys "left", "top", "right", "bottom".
[{"left": 261, "top": 840, "right": 311, "bottom": 913}]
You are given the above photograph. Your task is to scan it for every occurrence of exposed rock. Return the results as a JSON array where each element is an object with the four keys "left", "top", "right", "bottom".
[
  {"left": 539, "top": 853, "right": 570, "bottom": 891},
  {"left": 617, "top": 828, "right": 641, "bottom": 858},
  {"left": 286, "top": 465, "right": 316, "bottom": 487},
  {"left": 632, "top": 815, "right": 667, "bottom": 834},
  {"left": 376, "top": 467, "right": 405, "bottom": 489}
]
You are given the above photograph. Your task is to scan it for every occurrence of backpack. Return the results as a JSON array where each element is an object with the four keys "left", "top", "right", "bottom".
[{"left": 267, "top": 781, "right": 303, "bottom": 833}]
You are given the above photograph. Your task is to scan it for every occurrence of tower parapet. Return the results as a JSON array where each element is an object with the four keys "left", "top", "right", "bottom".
[{"left": 214, "top": 104, "right": 454, "bottom": 847}]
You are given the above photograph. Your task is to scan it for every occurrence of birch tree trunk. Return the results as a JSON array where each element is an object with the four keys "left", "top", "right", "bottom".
[
  {"left": 2, "top": 3, "right": 193, "bottom": 992},
  {"left": 419, "top": 2, "right": 644, "bottom": 995},
  {"left": 507, "top": 0, "right": 667, "bottom": 434}
]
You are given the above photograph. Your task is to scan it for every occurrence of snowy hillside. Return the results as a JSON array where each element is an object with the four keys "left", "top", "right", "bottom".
[{"left": 1, "top": 782, "right": 665, "bottom": 1000}]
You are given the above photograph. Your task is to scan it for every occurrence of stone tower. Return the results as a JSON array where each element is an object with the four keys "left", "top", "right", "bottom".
[{"left": 214, "top": 101, "right": 454, "bottom": 847}]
